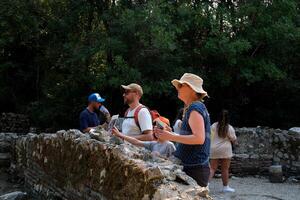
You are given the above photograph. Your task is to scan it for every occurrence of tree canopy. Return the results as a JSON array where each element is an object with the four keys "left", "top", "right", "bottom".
[{"left": 0, "top": 0, "right": 299, "bottom": 130}]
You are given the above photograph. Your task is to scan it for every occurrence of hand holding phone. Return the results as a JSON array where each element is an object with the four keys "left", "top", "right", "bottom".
[
  {"left": 112, "top": 126, "right": 122, "bottom": 137},
  {"left": 155, "top": 120, "right": 165, "bottom": 130}
]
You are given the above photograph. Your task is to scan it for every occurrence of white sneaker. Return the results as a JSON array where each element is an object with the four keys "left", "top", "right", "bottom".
[{"left": 222, "top": 186, "right": 235, "bottom": 193}]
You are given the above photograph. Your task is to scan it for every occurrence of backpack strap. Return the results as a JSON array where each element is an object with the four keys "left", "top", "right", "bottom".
[
  {"left": 124, "top": 104, "right": 150, "bottom": 130},
  {"left": 133, "top": 105, "right": 145, "bottom": 129}
]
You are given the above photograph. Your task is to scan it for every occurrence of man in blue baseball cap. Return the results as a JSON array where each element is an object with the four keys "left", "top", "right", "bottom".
[{"left": 79, "top": 93, "right": 110, "bottom": 133}]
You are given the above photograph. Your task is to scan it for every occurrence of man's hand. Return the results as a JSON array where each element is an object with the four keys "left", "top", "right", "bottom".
[
  {"left": 112, "top": 127, "right": 123, "bottom": 138},
  {"left": 82, "top": 127, "right": 95, "bottom": 133},
  {"left": 89, "top": 128, "right": 96, "bottom": 134}
]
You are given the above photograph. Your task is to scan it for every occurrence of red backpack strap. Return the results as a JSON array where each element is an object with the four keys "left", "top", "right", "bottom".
[{"left": 133, "top": 105, "right": 145, "bottom": 129}]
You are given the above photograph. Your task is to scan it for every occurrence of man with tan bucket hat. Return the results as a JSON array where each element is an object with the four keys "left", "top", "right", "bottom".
[
  {"left": 112, "top": 83, "right": 154, "bottom": 141},
  {"left": 154, "top": 73, "right": 211, "bottom": 187}
]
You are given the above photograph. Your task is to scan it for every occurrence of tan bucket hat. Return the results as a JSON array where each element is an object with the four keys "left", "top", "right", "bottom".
[
  {"left": 121, "top": 83, "right": 143, "bottom": 96},
  {"left": 171, "top": 73, "right": 208, "bottom": 97}
]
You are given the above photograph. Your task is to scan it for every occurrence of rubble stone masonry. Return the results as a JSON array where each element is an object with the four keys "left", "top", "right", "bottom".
[
  {"left": 231, "top": 127, "right": 300, "bottom": 176},
  {"left": 12, "top": 129, "right": 210, "bottom": 200},
  {"left": 1, "top": 124, "right": 299, "bottom": 199}
]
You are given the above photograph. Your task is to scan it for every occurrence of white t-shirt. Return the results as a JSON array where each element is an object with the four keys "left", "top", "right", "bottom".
[
  {"left": 173, "top": 119, "right": 182, "bottom": 134},
  {"left": 210, "top": 122, "right": 237, "bottom": 159},
  {"left": 122, "top": 105, "right": 153, "bottom": 136}
]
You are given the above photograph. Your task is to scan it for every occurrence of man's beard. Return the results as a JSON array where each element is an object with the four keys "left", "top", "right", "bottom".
[
  {"left": 93, "top": 104, "right": 100, "bottom": 111},
  {"left": 124, "top": 98, "right": 133, "bottom": 105}
]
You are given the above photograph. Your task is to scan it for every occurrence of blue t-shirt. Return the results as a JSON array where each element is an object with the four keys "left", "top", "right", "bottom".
[
  {"left": 79, "top": 108, "right": 100, "bottom": 131},
  {"left": 174, "top": 101, "right": 211, "bottom": 167}
]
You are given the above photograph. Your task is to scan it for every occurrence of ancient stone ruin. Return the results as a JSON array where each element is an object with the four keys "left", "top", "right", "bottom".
[
  {"left": 3, "top": 129, "right": 210, "bottom": 200},
  {"left": 231, "top": 127, "right": 300, "bottom": 176},
  {"left": 0, "top": 113, "right": 299, "bottom": 200}
]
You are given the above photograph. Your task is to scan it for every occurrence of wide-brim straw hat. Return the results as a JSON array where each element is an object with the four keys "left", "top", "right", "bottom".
[{"left": 171, "top": 73, "right": 208, "bottom": 97}]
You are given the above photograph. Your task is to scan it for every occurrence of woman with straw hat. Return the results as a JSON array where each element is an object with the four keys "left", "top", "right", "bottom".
[{"left": 154, "top": 73, "right": 211, "bottom": 187}]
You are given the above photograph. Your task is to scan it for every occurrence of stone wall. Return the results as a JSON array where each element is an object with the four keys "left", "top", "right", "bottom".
[
  {"left": 230, "top": 127, "right": 300, "bottom": 176},
  {"left": 272, "top": 129, "right": 300, "bottom": 175},
  {"left": 1, "top": 126, "right": 300, "bottom": 199},
  {"left": 13, "top": 129, "right": 210, "bottom": 200},
  {"left": 0, "top": 133, "right": 17, "bottom": 169},
  {"left": 0, "top": 113, "right": 30, "bottom": 133}
]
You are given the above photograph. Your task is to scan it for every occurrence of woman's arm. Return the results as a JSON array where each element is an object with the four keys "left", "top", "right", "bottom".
[
  {"left": 132, "top": 130, "right": 154, "bottom": 141},
  {"left": 228, "top": 126, "right": 238, "bottom": 144},
  {"left": 119, "top": 134, "right": 145, "bottom": 147},
  {"left": 112, "top": 127, "right": 144, "bottom": 147},
  {"left": 154, "top": 111, "right": 205, "bottom": 145}
]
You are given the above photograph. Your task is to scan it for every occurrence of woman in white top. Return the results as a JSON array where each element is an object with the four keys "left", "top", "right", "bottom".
[
  {"left": 209, "top": 110, "right": 237, "bottom": 193},
  {"left": 173, "top": 108, "right": 183, "bottom": 134}
]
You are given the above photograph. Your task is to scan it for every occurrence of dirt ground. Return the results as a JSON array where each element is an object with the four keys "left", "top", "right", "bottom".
[
  {"left": 0, "top": 169, "right": 23, "bottom": 196},
  {"left": 209, "top": 176, "right": 300, "bottom": 200},
  {"left": 1, "top": 169, "right": 299, "bottom": 200}
]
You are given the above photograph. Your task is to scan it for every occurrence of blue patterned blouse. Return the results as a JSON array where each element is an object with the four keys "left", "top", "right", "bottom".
[{"left": 174, "top": 101, "right": 211, "bottom": 167}]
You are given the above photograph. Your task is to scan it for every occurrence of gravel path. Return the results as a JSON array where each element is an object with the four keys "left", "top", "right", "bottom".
[
  {"left": 1, "top": 169, "right": 299, "bottom": 200},
  {"left": 209, "top": 176, "right": 300, "bottom": 200}
]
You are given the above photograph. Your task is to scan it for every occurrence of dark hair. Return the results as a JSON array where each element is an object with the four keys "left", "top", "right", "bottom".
[
  {"left": 217, "top": 110, "right": 230, "bottom": 138},
  {"left": 196, "top": 93, "right": 206, "bottom": 102}
]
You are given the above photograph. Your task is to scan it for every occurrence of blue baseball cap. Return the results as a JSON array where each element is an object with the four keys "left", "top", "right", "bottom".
[{"left": 88, "top": 93, "right": 105, "bottom": 103}]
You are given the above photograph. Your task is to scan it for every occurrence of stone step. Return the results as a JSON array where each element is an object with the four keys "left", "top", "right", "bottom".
[
  {"left": 0, "top": 152, "right": 10, "bottom": 159},
  {"left": 0, "top": 141, "right": 11, "bottom": 153},
  {"left": 0, "top": 153, "right": 11, "bottom": 168}
]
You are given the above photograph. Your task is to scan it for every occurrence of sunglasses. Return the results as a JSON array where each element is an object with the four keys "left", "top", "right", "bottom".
[
  {"left": 123, "top": 90, "right": 136, "bottom": 95},
  {"left": 177, "top": 83, "right": 188, "bottom": 89}
]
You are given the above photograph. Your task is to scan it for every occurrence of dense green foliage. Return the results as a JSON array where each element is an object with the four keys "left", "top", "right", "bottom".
[{"left": 1, "top": 0, "right": 299, "bottom": 130}]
